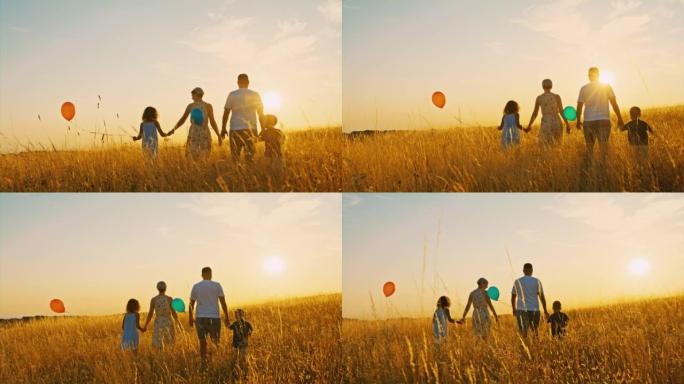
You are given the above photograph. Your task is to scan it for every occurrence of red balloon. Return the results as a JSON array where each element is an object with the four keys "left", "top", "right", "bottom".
[
  {"left": 383, "top": 281, "right": 396, "bottom": 297},
  {"left": 61, "top": 102, "right": 76, "bottom": 122},
  {"left": 50, "top": 299, "right": 65, "bottom": 314},
  {"left": 432, "top": 91, "right": 446, "bottom": 109}
]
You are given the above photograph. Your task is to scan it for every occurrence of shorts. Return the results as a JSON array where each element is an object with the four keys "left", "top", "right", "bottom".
[
  {"left": 196, "top": 317, "right": 221, "bottom": 343},
  {"left": 515, "top": 310, "right": 541, "bottom": 335},
  {"left": 583, "top": 120, "right": 611, "bottom": 146}
]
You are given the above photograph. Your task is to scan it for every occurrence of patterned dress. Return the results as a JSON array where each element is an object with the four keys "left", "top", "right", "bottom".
[
  {"left": 538, "top": 92, "right": 563, "bottom": 146},
  {"left": 186, "top": 101, "right": 212, "bottom": 160},
  {"left": 151, "top": 295, "right": 175, "bottom": 349},
  {"left": 470, "top": 289, "right": 491, "bottom": 337}
]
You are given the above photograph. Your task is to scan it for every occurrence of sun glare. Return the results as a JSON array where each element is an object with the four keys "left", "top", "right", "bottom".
[
  {"left": 599, "top": 71, "right": 616, "bottom": 86},
  {"left": 628, "top": 258, "right": 650, "bottom": 276},
  {"left": 263, "top": 256, "right": 286, "bottom": 276},
  {"left": 263, "top": 91, "right": 283, "bottom": 112}
]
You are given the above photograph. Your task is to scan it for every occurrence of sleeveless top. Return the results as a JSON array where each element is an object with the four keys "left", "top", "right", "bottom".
[
  {"left": 432, "top": 307, "right": 449, "bottom": 339},
  {"left": 186, "top": 101, "right": 212, "bottom": 158},
  {"left": 470, "top": 289, "right": 489, "bottom": 321},
  {"left": 121, "top": 313, "right": 139, "bottom": 348},
  {"left": 539, "top": 93, "right": 560, "bottom": 117},
  {"left": 501, "top": 113, "right": 520, "bottom": 146},
  {"left": 141, "top": 122, "right": 159, "bottom": 154},
  {"left": 152, "top": 295, "right": 172, "bottom": 323}
]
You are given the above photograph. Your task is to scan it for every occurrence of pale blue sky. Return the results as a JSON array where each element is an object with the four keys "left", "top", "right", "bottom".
[
  {"left": 343, "top": 0, "right": 684, "bottom": 131},
  {"left": 0, "top": 193, "right": 341, "bottom": 318},
  {"left": 343, "top": 194, "right": 684, "bottom": 319},
  {"left": 0, "top": 0, "right": 341, "bottom": 152}
]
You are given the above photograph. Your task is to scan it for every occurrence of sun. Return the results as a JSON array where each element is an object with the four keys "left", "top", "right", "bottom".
[
  {"left": 263, "top": 256, "right": 286, "bottom": 276},
  {"left": 599, "top": 71, "right": 616, "bottom": 86},
  {"left": 262, "top": 91, "right": 283, "bottom": 112},
  {"left": 628, "top": 258, "right": 650, "bottom": 276}
]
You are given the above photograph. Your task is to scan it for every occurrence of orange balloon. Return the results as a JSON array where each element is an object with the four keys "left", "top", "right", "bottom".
[
  {"left": 383, "top": 281, "right": 396, "bottom": 297},
  {"left": 61, "top": 102, "right": 76, "bottom": 122},
  {"left": 432, "top": 91, "right": 446, "bottom": 109},
  {"left": 49, "top": 299, "right": 65, "bottom": 314}
]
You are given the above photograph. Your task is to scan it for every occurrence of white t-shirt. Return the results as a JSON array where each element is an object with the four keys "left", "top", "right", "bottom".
[
  {"left": 577, "top": 82, "right": 615, "bottom": 122},
  {"left": 190, "top": 280, "right": 225, "bottom": 319},
  {"left": 224, "top": 88, "right": 263, "bottom": 131},
  {"left": 511, "top": 276, "right": 543, "bottom": 311}
]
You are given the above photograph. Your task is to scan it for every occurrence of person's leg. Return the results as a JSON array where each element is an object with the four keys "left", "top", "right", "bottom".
[
  {"left": 209, "top": 318, "right": 221, "bottom": 345},
  {"left": 597, "top": 120, "right": 611, "bottom": 164},
  {"left": 196, "top": 318, "right": 208, "bottom": 361},
  {"left": 529, "top": 311, "right": 541, "bottom": 336},
  {"left": 515, "top": 310, "right": 528, "bottom": 337},
  {"left": 230, "top": 131, "right": 243, "bottom": 162},
  {"left": 244, "top": 131, "right": 256, "bottom": 163}
]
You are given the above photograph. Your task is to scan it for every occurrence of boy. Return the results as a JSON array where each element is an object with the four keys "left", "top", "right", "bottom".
[
  {"left": 620, "top": 106, "right": 653, "bottom": 163},
  {"left": 259, "top": 114, "right": 284, "bottom": 160},
  {"left": 547, "top": 300, "right": 569, "bottom": 338},
  {"left": 229, "top": 309, "right": 253, "bottom": 369}
]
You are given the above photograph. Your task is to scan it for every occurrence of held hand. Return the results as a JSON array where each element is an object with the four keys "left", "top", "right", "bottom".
[
  {"left": 132, "top": 136, "right": 139, "bottom": 141},
  {"left": 457, "top": 317, "right": 465, "bottom": 325},
  {"left": 224, "top": 318, "right": 230, "bottom": 328},
  {"left": 189, "top": 317, "right": 194, "bottom": 328},
  {"left": 576, "top": 121, "right": 583, "bottom": 130},
  {"left": 544, "top": 311, "right": 550, "bottom": 321},
  {"left": 565, "top": 123, "right": 571, "bottom": 134}
]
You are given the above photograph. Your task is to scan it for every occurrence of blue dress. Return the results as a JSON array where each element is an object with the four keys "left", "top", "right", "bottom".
[
  {"left": 501, "top": 113, "right": 520, "bottom": 150},
  {"left": 121, "top": 313, "right": 139, "bottom": 350},
  {"left": 432, "top": 307, "right": 449, "bottom": 342},
  {"left": 141, "top": 121, "right": 159, "bottom": 157}
]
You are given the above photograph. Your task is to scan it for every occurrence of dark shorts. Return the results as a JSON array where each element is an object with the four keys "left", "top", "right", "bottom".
[
  {"left": 515, "top": 310, "right": 541, "bottom": 335},
  {"left": 583, "top": 120, "right": 611, "bottom": 146},
  {"left": 230, "top": 130, "right": 256, "bottom": 161},
  {"left": 196, "top": 317, "right": 221, "bottom": 343}
]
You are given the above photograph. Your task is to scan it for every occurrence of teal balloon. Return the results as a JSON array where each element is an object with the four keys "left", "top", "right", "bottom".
[
  {"left": 191, "top": 108, "right": 204, "bottom": 126},
  {"left": 563, "top": 106, "right": 577, "bottom": 121},
  {"left": 487, "top": 286, "right": 500, "bottom": 301},
  {"left": 171, "top": 298, "right": 185, "bottom": 313}
]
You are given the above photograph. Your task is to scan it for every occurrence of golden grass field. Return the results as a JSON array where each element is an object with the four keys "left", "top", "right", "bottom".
[
  {"left": 342, "top": 106, "right": 684, "bottom": 192},
  {"left": 0, "top": 294, "right": 341, "bottom": 384},
  {"left": 341, "top": 296, "right": 684, "bottom": 383},
  {"left": 0, "top": 128, "right": 342, "bottom": 192}
]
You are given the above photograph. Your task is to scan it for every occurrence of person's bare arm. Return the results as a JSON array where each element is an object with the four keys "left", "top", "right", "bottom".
[
  {"left": 256, "top": 97, "right": 265, "bottom": 136},
  {"left": 609, "top": 95, "right": 624, "bottom": 128},
  {"left": 207, "top": 104, "right": 221, "bottom": 139},
  {"left": 222, "top": 108, "right": 231, "bottom": 138},
  {"left": 526, "top": 97, "right": 541, "bottom": 132},
  {"left": 444, "top": 307, "right": 456, "bottom": 324},
  {"left": 188, "top": 299, "right": 196, "bottom": 328},
  {"left": 539, "top": 290, "right": 549, "bottom": 319},
  {"left": 169, "top": 298, "right": 180, "bottom": 325},
  {"left": 122, "top": 316, "right": 125, "bottom": 330},
  {"left": 498, "top": 116, "right": 504, "bottom": 131},
  {"left": 133, "top": 123, "right": 143, "bottom": 141},
  {"left": 174, "top": 105, "right": 192, "bottom": 132},
  {"left": 143, "top": 299, "right": 155, "bottom": 330},
  {"left": 154, "top": 121, "right": 168, "bottom": 138},
  {"left": 219, "top": 296, "right": 230, "bottom": 327},
  {"left": 461, "top": 293, "right": 473, "bottom": 321},
  {"left": 485, "top": 295, "right": 498, "bottom": 323},
  {"left": 576, "top": 102, "right": 584, "bottom": 129},
  {"left": 511, "top": 293, "right": 517, "bottom": 314},
  {"left": 556, "top": 94, "right": 570, "bottom": 133},
  {"left": 135, "top": 313, "right": 144, "bottom": 332},
  {"left": 515, "top": 113, "right": 523, "bottom": 129}
]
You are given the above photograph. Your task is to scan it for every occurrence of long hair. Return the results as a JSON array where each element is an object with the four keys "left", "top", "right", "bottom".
[
  {"left": 503, "top": 100, "right": 519, "bottom": 115},
  {"left": 126, "top": 298, "right": 140, "bottom": 313},
  {"left": 437, "top": 296, "right": 451, "bottom": 308},
  {"left": 142, "top": 106, "right": 158, "bottom": 122}
]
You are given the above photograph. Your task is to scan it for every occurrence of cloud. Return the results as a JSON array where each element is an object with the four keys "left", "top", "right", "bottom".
[
  {"left": 180, "top": 17, "right": 256, "bottom": 66},
  {"left": 276, "top": 19, "right": 308, "bottom": 40},
  {"left": 317, "top": 0, "right": 342, "bottom": 24}
]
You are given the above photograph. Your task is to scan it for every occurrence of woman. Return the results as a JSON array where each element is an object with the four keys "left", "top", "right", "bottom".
[
  {"left": 172, "top": 87, "right": 221, "bottom": 160},
  {"left": 460, "top": 278, "right": 498, "bottom": 338},
  {"left": 526, "top": 79, "right": 570, "bottom": 146},
  {"left": 143, "top": 281, "right": 180, "bottom": 350}
]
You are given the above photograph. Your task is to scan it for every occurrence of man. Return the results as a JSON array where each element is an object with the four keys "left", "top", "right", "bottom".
[
  {"left": 189, "top": 267, "right": 230, "bottom": 362},
  {"left": 221, "top": 74, "right": 264, "bottom": 162},
  {"left": 576, "top": 67, "right": 624, "bottom": 167},
  {"left": 511, "top": 263, "right": 549, "bottom": 337}
]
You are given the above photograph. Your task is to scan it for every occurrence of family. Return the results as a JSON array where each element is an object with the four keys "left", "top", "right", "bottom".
[
  {"left": 499, "top": 67, "right": 654, "bottom": 165},
  {"left": 132, "top": 73, "right": 284, "bottom": 164},
  {"left": 120, "top": 267, "right": 252, "bottom": 371},
  {"left": 432, "top": 263, "right": 569, "bottom": 345}
]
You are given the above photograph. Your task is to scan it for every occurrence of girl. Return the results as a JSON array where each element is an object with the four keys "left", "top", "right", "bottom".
[
  {"left": 525, "top": 79, "right": 570, "bottom": 146},
  {"left": 499, "top": 100, "right": 523, "bottom": 150},
  {"left": 171, "top": 87, "right": 221, "bottom": 160},
  {"left": 143, "top": 281, "right": 180, "bottom": 351},
  {"left": 432, "top": 296, "right": 461, "bottom": 344},
  {"left": 121, "top": 298, "right": 144, "bottom": 352},
  {"left": 460, "top": 278, "right": 498, "bottom": 338},
  {"left": 133, "top": 106, "right": 170, "bottom": 158}
]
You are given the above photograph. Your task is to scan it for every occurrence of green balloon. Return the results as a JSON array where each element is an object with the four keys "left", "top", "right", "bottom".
[
  {"left": 487, "top": 286, "right": 500, "bottom": 301},
  {"left": 563, "top": 106, "right": 577, "bottom": 121},
  {"left": 171, "top": 298, "right": 185, "bottom": 313}
]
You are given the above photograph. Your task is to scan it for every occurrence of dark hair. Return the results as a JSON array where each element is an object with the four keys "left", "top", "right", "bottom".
[
  {"left": 126, "top": 298, "right": 140, "bottom": 313},
  {"left": 437, "top": 296, "right": 451, "bottom": 308},
  {"left": 142, "top": 107, "right": 158, "bottom": 122},
  {"left": 523, "top": 263, "right": 533, "bottom": 270},
  {"left": 202, "top": 266, "right": 212, "bottom": 275},
  {"left": 263, "top": 114, "right": 278, "bottom": 127},
  {"left": 238, "top": 73, "right": 249, "bottom": 83},
  {"left": 477, "top": 277, "right": 488, "bottom": 286},
  {"left": 553, "top": 300, "right": 561, "bottom": 309},
  {"left": 630, "top": 106, "right": 641, "bottom": 116},
  {"left": 503, "top": 100, "right": 519, "bottom": 114}
]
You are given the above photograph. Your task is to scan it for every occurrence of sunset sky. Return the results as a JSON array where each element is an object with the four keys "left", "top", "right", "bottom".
[
  {"left": 0, "top": 0, "right": 340, "bottom": 152},
  {"left": 343, "top": 194, "right": 684, "bottom": 319},
  {"left": 343, "top": 0, "right": 684, "bottom": 131},
  {"left": 0, "top": 194, "right": 341, "bottom": 318}
]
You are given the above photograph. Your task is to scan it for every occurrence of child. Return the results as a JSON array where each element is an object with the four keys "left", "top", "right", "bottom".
[
  {"left": 432, "top": 296, "right": 462, "bottom": 344},
  {"left": 259, "top": 114, "right": 284, "bottom": 160},
  {"left": 620, "top": 106, "right": 653, "bottom": 163},
  {"left": 547, "top": 300, "right": 569, "bottom": 338},
  {"left": 499, "top": 100, "right": 523, "bottom": 150},
  {"left": 121, "top": 298, "right": 145, "bottom": 352},
  {"left": 229, "top": 309, "right": 253, "bottom": 367},
  {"left": 133, "top": 106, "right": 170, "bottom": 158}
]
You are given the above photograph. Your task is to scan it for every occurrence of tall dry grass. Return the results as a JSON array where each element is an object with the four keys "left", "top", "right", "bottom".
[
  {"left": 0, "top": 128, "right": 342, "bottom": 192},
  {"left": 342, "top": 106, "right": 684, "bottom": 191},
  {"left": 341, "top": 296, "right": 684, "bottom": 383},
  {"left": 0, "top": 294, "right": 341, "bottom": 384}
]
